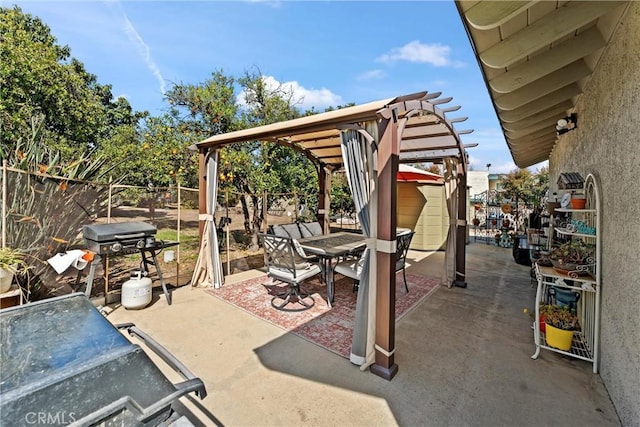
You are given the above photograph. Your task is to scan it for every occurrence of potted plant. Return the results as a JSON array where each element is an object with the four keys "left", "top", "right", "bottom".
[
  {"left": 543, "top": 304, "right": 580, "bottom": 351},
  {"left": 0, "top": 247, "right": 27, "bottom": 293},
  {"left": 537, "top": 303, "right": 554, "bottom": 333},
  {"left": 549, "top": 240, "right": 594, "bottom": 275}
]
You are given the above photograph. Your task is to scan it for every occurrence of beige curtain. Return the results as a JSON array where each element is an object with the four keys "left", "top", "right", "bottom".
[
  {"left": 191, "top": 150, "right": 224, "bottom": 288},
  {"left": 339, "top": 121, "right": 378, "bottom": 367},
  {"left": 442, "top": 158, "right": 458, "bottom": 288}
]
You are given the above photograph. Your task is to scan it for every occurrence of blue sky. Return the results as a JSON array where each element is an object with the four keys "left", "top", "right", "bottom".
[{"left": 5, "top": 0, "right": 537, "bottom": 173}]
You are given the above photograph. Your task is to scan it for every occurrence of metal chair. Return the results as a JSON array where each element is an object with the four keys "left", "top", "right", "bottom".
[
  {"left": 396, "top": 231, "right": 415, "bottom": 292},
  {"left": 333, "top": 230, "right": 415, "bottom": 293},
  {"left": 260, "top": 234, "right": 320, "bottom": 312},
  {"left": 333, "top": 254, "right": 365, "bottom": 293}
]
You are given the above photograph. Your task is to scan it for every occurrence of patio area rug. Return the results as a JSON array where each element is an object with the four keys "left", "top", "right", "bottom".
[{"left": 205, "top": 272, "right": 440, "bottom": 359}]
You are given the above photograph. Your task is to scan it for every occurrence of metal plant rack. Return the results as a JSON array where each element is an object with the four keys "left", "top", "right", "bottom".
[{"left": 531, "top": 173, "right": 601, "bottom": 373}]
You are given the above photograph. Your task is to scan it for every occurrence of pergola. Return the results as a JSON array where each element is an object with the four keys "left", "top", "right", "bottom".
[{"left": 191, "top": 91, "right": 474, "bottom": 380}]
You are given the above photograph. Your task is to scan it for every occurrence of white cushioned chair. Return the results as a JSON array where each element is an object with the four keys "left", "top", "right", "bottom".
[
  {"left": 260, "top": 233, "right": 320, "bottom": 311},
  {"left": 333, "top": 230, "right": 415, "bottom": 293}
]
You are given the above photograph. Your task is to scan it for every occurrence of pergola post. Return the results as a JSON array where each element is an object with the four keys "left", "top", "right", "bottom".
[
  {"left": 454, "top": 163, "right": 467, "bottom": 287},
  {"left": 317, "top": 165, "right": 332, "bottom": 234},
  {"left": 198, "top": 147, "right": 208, "bottom": 242},
  {"left": 371, "top": 116, "right": 399, "bottom": 380}
]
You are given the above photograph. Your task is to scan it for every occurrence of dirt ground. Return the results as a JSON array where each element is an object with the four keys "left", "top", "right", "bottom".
[
  {"left": 52, "top": 204, "right": 356, "bottom": 302},
  {"left": 70, "top": 205, "right": 321, "bottom": 301}
]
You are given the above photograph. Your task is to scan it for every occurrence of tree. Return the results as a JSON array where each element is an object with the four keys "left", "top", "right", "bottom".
[
  {"left": 499, "top": 167, "right": 549, "bottom": 228},
  {"left": 501, "top": 169, "right": 533, "bottom": 202},
  {"left": 164, "top": 70, "right": 238, "bottom": 138},
  {"left": 0, "top": 6, "right": 145, "bottom": 164},
  {"left": 167, "top": 69, "right": 318, "bottom": 247},
  {"left": 330, "top": 172, "right": 356, "bottom": 222},
  {"left": 531, "top": 166, "right": 549, "bottom": 206}
]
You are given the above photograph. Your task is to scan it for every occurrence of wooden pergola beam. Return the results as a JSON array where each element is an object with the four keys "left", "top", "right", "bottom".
[{"left": 371, "top": 115, "right": 398, "bottom": 381}]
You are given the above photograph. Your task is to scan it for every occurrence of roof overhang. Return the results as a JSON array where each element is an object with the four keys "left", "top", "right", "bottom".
[
  {"left": 192, "top": 91, "right": 473, "bottom": 170},
  {"left": 456, "top": 0, "right": 631, "bottom": 168}
]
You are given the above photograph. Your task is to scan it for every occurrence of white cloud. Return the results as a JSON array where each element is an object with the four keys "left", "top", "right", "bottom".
[
  {"left": 468, "top": 156, "right": 516, "bottom": 174},
  {"left": 238, "top": 75, "right": 343, "bottom": 111},
  {"left": 377, "top": 40, "right": 465, "bottom": 68},
  {"left": 115, "top": 3, "right": 166, "bottom": 94},
  {"left": 357, "top": 69, "right": 386, "bottom": 81}
]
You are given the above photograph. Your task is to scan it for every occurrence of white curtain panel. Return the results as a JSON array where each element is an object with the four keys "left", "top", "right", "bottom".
[
  {"left": 363, "top": 120, "right": 378, "bottom": 370},
  {"left": 442, "top": 158, "right": 458, "bottom": 288},
  {"left": 207, "top": 150, "right": 224, "bottom": 288},
  {"left": 340, "top": 124, "right": 376, "bottom": 366}
]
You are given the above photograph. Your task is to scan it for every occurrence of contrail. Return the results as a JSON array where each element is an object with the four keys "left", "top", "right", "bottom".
[{"left": 117, "top": 5, "right": 166, "bottom": 94}]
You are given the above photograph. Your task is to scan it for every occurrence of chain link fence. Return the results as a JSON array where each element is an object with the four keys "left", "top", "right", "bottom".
[{"left": 2, "top": 164, "right": 349, "bottom": 303}]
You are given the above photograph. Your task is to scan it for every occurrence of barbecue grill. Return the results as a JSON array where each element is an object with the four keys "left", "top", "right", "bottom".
[
  {"left": 81, "top": 222, "right": 175, "bottom": 305},
  {"left": 0, "top": 293, "right": 206, "bottom": 426},
  {"left": 83, "top": 222, "right": 158, "bottom": 255}
]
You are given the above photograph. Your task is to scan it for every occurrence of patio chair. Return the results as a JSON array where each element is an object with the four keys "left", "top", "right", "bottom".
[
  {"left": 270, "top": 224, "right": 289, "bottom": 237},
  {"left": 396, "top": 231, "right": 415, "bottom": 292},
  {"left": 333, "top": 230, "right": 415, "bottom": 293},
  {"left": 260, "top": 233, "right": 320, "bottom": 312},
  {"left": 333, "top": 254, "right": 365, "bottom": 293},
  {"left": 299, "top": 221, "right": 323, "bottom": 237},
  {"left": 281, "top": 223, "right": 303, "bottom": 239}
]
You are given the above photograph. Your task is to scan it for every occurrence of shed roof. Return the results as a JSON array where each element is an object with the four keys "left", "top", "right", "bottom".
[
  {"left": 455, "top": 1, "right": 631, "bottom": 168},
  {"left": 397, "top": 164, "right": 443, "bottom": 183},
  {"left": 192, "top": 91, "right": 474, "bottom": 168}
]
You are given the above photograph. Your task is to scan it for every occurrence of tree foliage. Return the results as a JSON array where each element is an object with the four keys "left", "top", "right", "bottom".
[
  {"left": 3, "top": 7, "right": 346, "bottom": 251},
  {"left": 166, "top": 69, "right": 318, "bottom": 243},
  {"left": 500, "top": 167, "right": 549, "bottom": 206},
  {"left": 165, "top": 70, "right": 238, "bottom": 138},
  {"left": 0, "top": 6, "right": 145, "bottom": 166},
  {"left": 330, "top": 172, "right": 355, "bottom": 220}
]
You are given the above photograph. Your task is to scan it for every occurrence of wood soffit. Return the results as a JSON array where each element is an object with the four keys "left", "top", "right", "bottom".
[{"left": 456, "top": 0, "right": 630, "bottom": 168}]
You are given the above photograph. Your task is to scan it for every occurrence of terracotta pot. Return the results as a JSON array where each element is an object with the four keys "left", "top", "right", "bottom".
[{"left": 570, "top": 198, "right": 586, "bottom": 209}]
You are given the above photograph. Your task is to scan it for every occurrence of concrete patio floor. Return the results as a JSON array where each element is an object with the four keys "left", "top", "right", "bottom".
[{"left": 106, "top": 242, "right": 619, "bottom": 426}]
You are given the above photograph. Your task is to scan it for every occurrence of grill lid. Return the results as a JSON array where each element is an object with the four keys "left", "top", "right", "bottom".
[{"left": 82, "top": 222, "right": 157, "bottom": 242}]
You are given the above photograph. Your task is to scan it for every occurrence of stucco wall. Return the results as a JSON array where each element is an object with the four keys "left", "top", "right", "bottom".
[{"left": 548, "top": 4, "right": 640, "bottom": 425}]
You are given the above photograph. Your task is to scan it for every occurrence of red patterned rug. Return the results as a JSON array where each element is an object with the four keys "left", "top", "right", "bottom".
[{"left": 206, "top": 272, "right": 440, "bottom": 359}]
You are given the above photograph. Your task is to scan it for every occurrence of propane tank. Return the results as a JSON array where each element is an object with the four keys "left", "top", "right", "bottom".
[{"left": 121, "top": 270, "right": 152, "bottom": 309}]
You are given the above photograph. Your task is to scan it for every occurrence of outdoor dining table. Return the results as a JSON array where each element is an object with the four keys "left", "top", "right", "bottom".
[{"left": 297, "top": 231, "right": 367, "bottom": 307}]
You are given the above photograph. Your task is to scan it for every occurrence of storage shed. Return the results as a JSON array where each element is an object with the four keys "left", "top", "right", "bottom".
[{"left": 396, "top": 165, "right": 448, "bottom": 251}]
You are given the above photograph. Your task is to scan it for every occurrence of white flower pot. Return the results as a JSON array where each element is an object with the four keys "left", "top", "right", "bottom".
[{"left": 0, "top": 267, "right": 15, "bottom": 293}]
